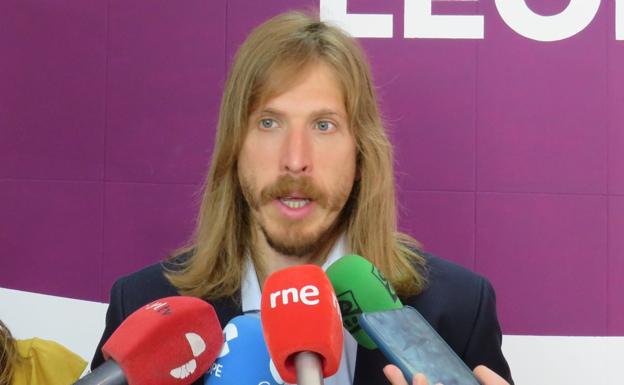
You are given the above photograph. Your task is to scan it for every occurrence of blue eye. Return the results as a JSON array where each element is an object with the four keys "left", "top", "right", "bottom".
[
  {"left": 316, "top": 120, "right": 334, "bottom": 132},
  {"left": 260, "top": 118, "right": 277, "bottom": 129}
]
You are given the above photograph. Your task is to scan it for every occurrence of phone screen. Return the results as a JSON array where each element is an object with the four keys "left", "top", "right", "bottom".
[{"left": 359, "top": 306, "right": 480, "bottom": 385}]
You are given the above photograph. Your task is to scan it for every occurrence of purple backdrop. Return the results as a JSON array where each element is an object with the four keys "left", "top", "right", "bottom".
[{"left": 1, "top": 0, "right": 622, "bottom": 336}]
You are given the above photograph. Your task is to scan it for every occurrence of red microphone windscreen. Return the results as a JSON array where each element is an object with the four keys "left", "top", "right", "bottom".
[
  {"left": 260, "top": 265, "right": 343, "bottom": 384},
  {"left": 102, "top": 296, "right": 223, "bottom": 385}
]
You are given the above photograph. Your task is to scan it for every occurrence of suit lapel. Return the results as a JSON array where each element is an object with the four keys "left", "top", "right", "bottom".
[{"left": 210, "top": 292, "right": 244, "bottom": 328}]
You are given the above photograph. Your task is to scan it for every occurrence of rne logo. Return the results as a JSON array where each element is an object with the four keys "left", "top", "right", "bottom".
[{"left": 269, "top": 285, "right": 320, "bottom": 308}]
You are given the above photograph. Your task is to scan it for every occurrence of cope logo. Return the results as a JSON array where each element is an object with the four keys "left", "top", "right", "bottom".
[
  {"left": 208, "top": 323, "right": 239, "bottom": 379},
  {"left": 207, "top": 321, "right": 284, "bottom": 385}
]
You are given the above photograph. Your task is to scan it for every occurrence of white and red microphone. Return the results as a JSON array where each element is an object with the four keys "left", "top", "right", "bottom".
[
  {"left": 260, "top": 265, "right": 343, "bottom": 385},
  {"left": 76, "top": 296, "right": 223, "bottom": 385}
]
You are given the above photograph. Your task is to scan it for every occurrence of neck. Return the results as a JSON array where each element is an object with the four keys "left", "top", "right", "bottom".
[{"left": 250, "top": 227, "right": 340, "bottom": 287}]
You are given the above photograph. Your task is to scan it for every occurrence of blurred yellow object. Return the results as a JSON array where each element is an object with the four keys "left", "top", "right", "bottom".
[{"left": 11, "top": 338, "right": 86, "bottom": 385}]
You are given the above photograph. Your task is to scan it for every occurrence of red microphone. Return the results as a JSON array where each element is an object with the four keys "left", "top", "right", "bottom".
[
  {"left": 77, "top": 296, "right": 223, "bottom": 385},
  {"left": 260, "top": 265, "right": 343, "bottom": 385}
]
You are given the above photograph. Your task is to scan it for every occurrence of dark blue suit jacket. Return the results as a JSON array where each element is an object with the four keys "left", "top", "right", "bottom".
[{"left": 91, "top": 253, "right": 513, "bottom": 384}]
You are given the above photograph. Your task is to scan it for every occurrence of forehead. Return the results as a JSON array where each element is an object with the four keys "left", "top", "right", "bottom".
[
  {"left": 259, "top": 62, "right": 345, "bottom": 112},
  {"left": 251, "top": 60, "right": 346, "bottom": 115}
]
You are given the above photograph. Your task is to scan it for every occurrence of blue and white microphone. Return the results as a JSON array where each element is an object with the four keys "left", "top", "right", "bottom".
[{"left": 204, "top": 314, "right": 284, "bottom": 385}]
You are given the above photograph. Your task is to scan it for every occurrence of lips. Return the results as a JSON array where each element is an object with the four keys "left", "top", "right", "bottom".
[
  {"left": 273, "top": 195, "right": 315, "bottom": 220},
  {"left": 279, "top": 197, "right": 311, "bottom": 209}
]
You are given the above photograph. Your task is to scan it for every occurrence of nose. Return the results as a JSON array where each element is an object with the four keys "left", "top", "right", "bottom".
[{"left": 280, "top": 126, "right": 312, "bottom": 175}]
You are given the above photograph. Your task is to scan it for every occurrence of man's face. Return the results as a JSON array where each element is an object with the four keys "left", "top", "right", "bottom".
[{"left": 238, "top": 62, "right": 357, "bottom": 257}]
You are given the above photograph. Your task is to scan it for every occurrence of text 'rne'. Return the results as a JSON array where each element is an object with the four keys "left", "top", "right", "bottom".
[{"left": 269, "top": 285, "right": 320, "bottom": 308}]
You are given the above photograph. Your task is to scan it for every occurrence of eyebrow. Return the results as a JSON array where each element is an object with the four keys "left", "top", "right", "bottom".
[
  {"left": 254, "top": 108, "right": 285, "bottom": 118},
  {"left": 254, "top": 107, "right": 346, "bottom": 119},
  {"left": 311, "top": 108, "right": 346, "bottom": 119}
]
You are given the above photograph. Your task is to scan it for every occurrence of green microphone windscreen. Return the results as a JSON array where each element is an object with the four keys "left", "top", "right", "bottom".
[{"left": 326, "top": 254, "right": 403, "bottom": 349}]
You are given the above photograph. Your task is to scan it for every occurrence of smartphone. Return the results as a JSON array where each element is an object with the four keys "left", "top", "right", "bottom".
[{"left": 358, "top": 306, "right": 480, "bottom": 385}]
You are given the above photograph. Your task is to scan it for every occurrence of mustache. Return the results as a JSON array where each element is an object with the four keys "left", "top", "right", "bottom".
[{"left": 260, "top": 175, "right": 328, "bottom": 207}]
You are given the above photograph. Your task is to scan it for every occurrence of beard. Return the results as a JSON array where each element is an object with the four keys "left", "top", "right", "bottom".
[
  {"left": 260, "top": 215, "right": 338, "bottom": 257},
  {"left": 240, "top": 174, "right": 351, "bottom": 258}
]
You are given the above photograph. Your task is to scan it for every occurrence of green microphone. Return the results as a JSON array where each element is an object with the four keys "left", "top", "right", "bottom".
[{"left": 325, "top": 254, "right": 403, "bottom": 349}]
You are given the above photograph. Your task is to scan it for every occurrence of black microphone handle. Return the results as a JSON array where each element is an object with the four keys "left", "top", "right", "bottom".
[{"left": 73, "top": 359, "right": 128, "bottom": 385}]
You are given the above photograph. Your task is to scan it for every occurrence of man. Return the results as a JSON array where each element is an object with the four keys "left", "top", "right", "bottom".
[{"left": 92, "top": 11, "right": 513, "bottom": 385}]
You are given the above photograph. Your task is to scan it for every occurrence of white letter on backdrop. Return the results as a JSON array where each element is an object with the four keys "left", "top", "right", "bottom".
[
  {"left": 617, "top": 0, "right": 623, "bottom": 40},
  {"left": 320, "top": 0, "right": 393, "bottom": 38},
  {"left": 404, "top": 0, "right": 484, "bottom": 39},
  {"left": 495, "top": 0, "right": 601, "bottom": 42}
]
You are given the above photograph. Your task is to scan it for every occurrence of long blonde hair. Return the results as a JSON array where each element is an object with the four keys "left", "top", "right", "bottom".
[
  {"left": 166, "top": 11, "right": 426, "bottom": 300},
  {"left": 0, "top": 320, "right": 16, "bottom": 385}
]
